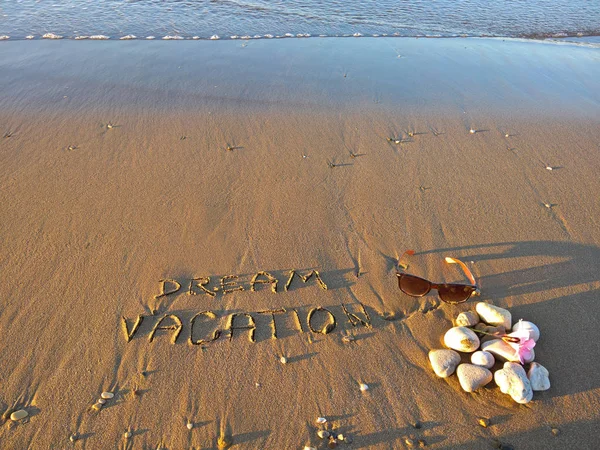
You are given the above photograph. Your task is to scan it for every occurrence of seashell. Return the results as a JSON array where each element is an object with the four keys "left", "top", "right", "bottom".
[
  {"left": 317, "top": 430, "right": 330, "bottom": 439},
  {"left": 512, "top": 320, "right": 540, "bottom": 342},
  {"left": 186, "top": 422, "right": 193, "bottom": 430},
  {"left": 124, "top": 431, "right": 132, "bottom": 439},
  {"left": 359, "top": 383, "right": 369, "bottom": 391},
  {"left": 101, "top": 392, "right": 114, "bottom": 399},
  {"left": 98, "top": 398, "right": 106, "bottom": 405},
  {"left": 280, "top": 356, "right": 288, "bottom": 364},
  {"left": 478, "top": 418, "right": 490, "bottom": 428},
  {"left": 316, "top": 417, "right": 327, "bottom": 424}
]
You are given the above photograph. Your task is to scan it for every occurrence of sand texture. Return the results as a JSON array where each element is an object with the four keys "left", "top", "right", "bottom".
[{"left": 1, "top": 38, "right": 600, "bottom": 449}]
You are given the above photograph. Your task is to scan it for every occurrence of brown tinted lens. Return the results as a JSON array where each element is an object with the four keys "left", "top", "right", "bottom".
[
  {"left": 399, "top": 274, "right": 431, "bottom": 297},
  {"left": 438, "top": 284, "right": 475, "bottom": 304}
]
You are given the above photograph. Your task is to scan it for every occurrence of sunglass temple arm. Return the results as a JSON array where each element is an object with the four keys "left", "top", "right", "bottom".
[{"left": 444, "top": 257, "right": 480, "bottom": 294}]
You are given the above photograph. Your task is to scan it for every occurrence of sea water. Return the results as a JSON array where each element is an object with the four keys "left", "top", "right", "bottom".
[{"left": 0, "top": 0, "right": 598, "bottom": 41}]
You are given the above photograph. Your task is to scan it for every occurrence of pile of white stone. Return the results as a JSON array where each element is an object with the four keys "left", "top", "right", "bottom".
[{"left": 428, "top": 302, "right": 550, "bottom": 404}]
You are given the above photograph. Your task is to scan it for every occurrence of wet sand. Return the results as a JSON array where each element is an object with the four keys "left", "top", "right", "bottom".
[{"left": 0, "top": 38, "right": 600, "bottom": 449}]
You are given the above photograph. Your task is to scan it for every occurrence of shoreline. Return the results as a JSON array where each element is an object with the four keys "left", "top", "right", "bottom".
[{"left": 1, "top": 38, "right": 599, "bottom": 119}]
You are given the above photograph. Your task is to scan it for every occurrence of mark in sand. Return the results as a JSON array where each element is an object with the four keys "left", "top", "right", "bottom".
[
  {"left": 543, "top": 202, "right": 557, "bottom": 209},
  {"left": 3, "top": 132, "right": 13, "bottom": 138},
  {"left": 226, "top": 144, "right": 243, "bottom": 152},
  {"left": 348, "top": 150, "right": 365, "bottom": 158},
  {"left": 419, "top": 185, "right": 431, "bottom": 192},
  {"left": 430, "top": 127, "right": 444, "bottom": 137},
  {"left": 68, "top": 145, "right": 78, "bottom": 151}
]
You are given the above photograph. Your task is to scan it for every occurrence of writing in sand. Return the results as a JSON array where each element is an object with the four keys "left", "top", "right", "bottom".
[{"left": 122, "top": 269, "right": 372, "bottom": 346}]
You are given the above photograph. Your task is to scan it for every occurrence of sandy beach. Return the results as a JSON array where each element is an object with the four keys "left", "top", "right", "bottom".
[{"left": 1, "top": 37, "right": 600, "bottom": 449}]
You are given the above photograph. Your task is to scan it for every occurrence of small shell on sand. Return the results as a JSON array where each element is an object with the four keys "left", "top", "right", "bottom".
[
  {"left": 318, "top": 430, "right": 330, "bottom": 439},
  {"left": 316, "top": 417, "right": 327, "bottom": 424},
  {"left": 69, "top": 434, "right": 78, "bottom": 442},
  {"left": 187, "top": 422, "right": 193, "bottom": 430},
  {"left": 359, "top": 383, "right": 369, "bottom": 391},
  {"left": 92, "top": 402, "right": 103, "bottom": 410},
  {"left": 280, "top": 356, "right": 288, "bottom": 364},
  {"left": 10, "top": 409, "right": 28, "bottom": 421},
  {"left": 124, "top": 430, "right": 132, "bottom": 439},
  {"left": 101, "top": 392, "right": 114, "bottom": 399},
  {"left": 98, "top": 398, "right": 106, "bottom": 405},
  {"left": 478, "top": 418, "right": 490, "bottom": 428}
]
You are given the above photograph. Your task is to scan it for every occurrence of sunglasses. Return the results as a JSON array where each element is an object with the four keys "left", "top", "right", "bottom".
[{"left": 396, "top": 250, "right": 480, "bottom": 304}]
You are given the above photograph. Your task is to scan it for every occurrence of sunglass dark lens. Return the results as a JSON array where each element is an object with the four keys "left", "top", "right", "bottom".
[
  {"left": 438, "top": 284, "right": 474, "bottom": 304},
  {"left": 399, "top": 274, "right": 431, "bottom": 297}
]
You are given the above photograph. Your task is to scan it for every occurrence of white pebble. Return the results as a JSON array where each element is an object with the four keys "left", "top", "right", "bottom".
[
  {"left": 455, "top": 311, "right": 480, "bottom": 327},
  {"left": 316, "top": 417, "right": 327, "bottom": 424},
  {"left": 98, "top": 398, "right": 106, "bottom": 405},
  {"left": 481, "top": 339, "right": 535, "bottom": 363},
  {"left": 428, "top": 349, "right": 461, "bottom": 377},
  {"left": 527, "top": 362, "right": 550, "bottom": 391},
  {"left": 494, "top": 362, "right": 533, "bottom": 404},
  {"left": 471, "top": 351, "right": 495, "bottom": 369},
  {"left": 186, "top": 422, "right": 193, "bottom": 430},
  {"left": 456, "top": 364, "right": 493, "bottom": 392},
  {"left": 101, "top": 392, "right": 114, "bottom": 399},
  {"left": 359, "top": 383, "right": 369, "bottom": 392},
  {"left": 443, "top": 326, "right": 480, "bottom": 353},
  {"left": 470, "top": 129, "right": 476, "bottom": 134},
  {"left": 476, "top": 302, "right": 511, "bottom": 329},
  {"left": 10, "top": 409, "right": 28, "bottom": 421},
  {"left": 124, "top": 431, "right": 132, "bottom": 439},
  {"left": 280, "top": 356, "right": 288, "bottom": 364}
]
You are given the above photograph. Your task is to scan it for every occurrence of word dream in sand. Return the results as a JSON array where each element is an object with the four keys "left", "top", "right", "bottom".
[{"left": 121, "top": 269, "right": 373, "bottom": 346}]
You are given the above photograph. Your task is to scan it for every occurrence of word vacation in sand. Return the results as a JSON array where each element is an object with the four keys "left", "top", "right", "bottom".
[{"left": 122, "top": 269, "right": 372, "bottom": 346}]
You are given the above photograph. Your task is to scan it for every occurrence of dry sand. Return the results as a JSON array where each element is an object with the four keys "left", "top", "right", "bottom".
[{"left": 0, "top": 38, "right": 600, "bottom": 449}]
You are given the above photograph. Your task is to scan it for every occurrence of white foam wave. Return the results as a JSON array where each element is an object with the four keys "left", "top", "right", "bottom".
[
  {"left": 75, "top": 36, "right": 89, "bottom": 40},
  {"left": 146, "top": 36, "right": 156, "bottom": 40},
  {"left": 210, "top": 35, "right": 220, "bottom": 40},
  {"left": 120, "top": 35, "right": 137, "bottom": 40},
  {"left": 0, "top": 36, "right": 10, "bottom": 40},
  {"left": 42, "top": 33, "right": 63, "bottom": 39},
  {"left": 90, "top": 35, "right": 110, "bottom": 40},
  {"left": 192, "top": 36, "right": 200, "bottom": 40},
  {"left": 25, "top": 35, "right": 34, "bottom": 39},
  {"left": 230, "top": 35, "right": 239, "bottom": 39},
  {"left": 162, "top": 35, "right": 183, "bottom": 40}
]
